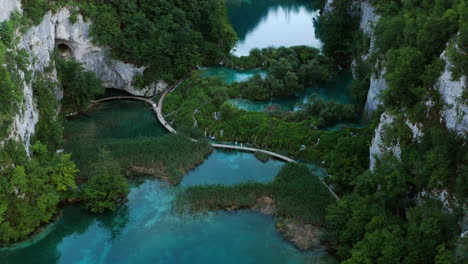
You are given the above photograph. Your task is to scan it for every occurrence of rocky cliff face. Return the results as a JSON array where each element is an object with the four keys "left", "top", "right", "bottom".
[
  {"left": 344, "top": 2, "right": 467, "bottom": 168},
  {"left": 1, "top": 0, "right": 38, "bottom": 155},
  {"left": 0, "top": 0, "right": 21, "bottom": 22},
  {"left": 369, "top": 46, "right": 467, "bottom": 167},
  {"left": 437, "top": 51, "right": 467, "bottom": 135},
  {"left": 26, "top": 8, "right": 167, "bottom": 97},
  {"left": 369, "top": 112, "right": 423, "bottom": 170},
  {"left": 355, "top": 1, "right": 388, "bottom": 117},
  {"left": 328, "top": 0, "right": 387, "bottom": 117},
  {"left": 2, "top": 2, "right": 166, "bottom": 154}
]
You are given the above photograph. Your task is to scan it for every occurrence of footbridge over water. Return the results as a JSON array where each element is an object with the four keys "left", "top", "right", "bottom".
[
  {"left": 92, "top": 88, "right": 339, "bottom": 200},
  {"left": 92, "top": 92, "right": 295, "bottom": 163}
]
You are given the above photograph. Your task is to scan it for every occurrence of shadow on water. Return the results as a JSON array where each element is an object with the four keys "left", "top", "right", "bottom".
[
  {"left": 0, "top": 100, "right": 337, "bottom": 264},
  {"left": 226, "top": 0, "right": 323, "bottom": 55},
  {"left": 226, "top": 0, "right": 322, "bottom": 41}
]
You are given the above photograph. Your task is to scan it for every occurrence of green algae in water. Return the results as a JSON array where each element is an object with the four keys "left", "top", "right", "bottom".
[
  {"left": 0, "top": 179, "right": 336, "bottom": 264},
  {"left": 0, "top": 99, "right": 338, "bottom": 263},
  {"left": 207, "top": 69, "right": 355, "bottom": 113},
  {"left": 228, "top": 98, "right": 297, "bottom": 111},
  {"left": 199, "top": 66, "right": 266, "bottom": 84},
  {"left": 66, "top": 100, "right": 167, "bottom": 139},
  {"left": 299, "top": 70, "right": 355, "bottom": 105}
]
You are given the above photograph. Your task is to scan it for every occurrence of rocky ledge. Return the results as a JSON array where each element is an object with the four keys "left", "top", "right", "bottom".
[{"left": 250, "top": 196, "right": 326, "bottom": 251}]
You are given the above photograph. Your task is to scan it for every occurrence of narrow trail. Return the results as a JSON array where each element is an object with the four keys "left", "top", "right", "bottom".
[{"left": 92, "top": 89, "right": 339, "bottom": 200}]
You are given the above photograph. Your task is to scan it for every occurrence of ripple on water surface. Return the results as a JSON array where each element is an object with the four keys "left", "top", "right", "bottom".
[
  {"left": 1, "top": 98, "right": 336, "bottom": 263},
  {"left": 0, "top": 161, "right": 336, "bottom": 264}
]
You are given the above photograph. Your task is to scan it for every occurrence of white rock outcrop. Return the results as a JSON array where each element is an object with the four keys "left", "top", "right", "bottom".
[
  {"left": 2, "top": 3, "right": 166, "bottom": 154},
  {"left": 369, "top": 112, "right": 423, "bottom": 171},
  {"left": 323, "top": 0, "right": 335, "bottom": 14},
  {"left": 364, "top": 67, "right": 387, "bottom": 116},
  {"left": 0, "top": 0, "right": 21, "bottom": 22},
  {"left": 51, "top": 9, "right": 167, "bottom": 96},
  {"left": 359, "top": 1, "right": 380, "bottom": 49},
  {"left": 436, "top": 51, "right": 467, "bottom": 135},
  {"left": 356, "top": 1, "right": 388, "bottom": 117},
  {"left": 9, "top": 73, "right": 40, "bottom": 156},
  {"left": 369, "top": 113, "right": 400, "bottom": 170},
  {"left": 0, "top": 0, "right": 38, "bottom": 155}
]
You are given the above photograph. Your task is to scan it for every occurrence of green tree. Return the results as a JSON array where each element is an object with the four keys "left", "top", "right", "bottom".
[
  {"left": 56, "top": 57, "right": 105, "bottom": 113},
  {"left": 83, "top": 151, "right": 129, "bottom": 213}
]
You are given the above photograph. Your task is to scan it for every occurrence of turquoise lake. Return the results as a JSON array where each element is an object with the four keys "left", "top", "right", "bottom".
[
  {"left": 199, "top": 66, "right": 266, "bottom": 84},
  {"left": 226, "top": 0, "right": 323, "bottom": 56},
  {"left": 0, "top": 1, "right": 342, "bottom": 262},
  {"left": 202, "top": 68, "right": 355, "bottom": 112},
  {"left": 0, "top": 101, "right": 337, "bottom": 264}
]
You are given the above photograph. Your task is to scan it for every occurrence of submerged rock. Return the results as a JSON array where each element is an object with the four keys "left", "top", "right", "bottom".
[
  {"left": 252, "top": 196, "right": 276, "bottom": 215},
  {"left": 276, "top": 218, "right": 325, "bottom": 251}
]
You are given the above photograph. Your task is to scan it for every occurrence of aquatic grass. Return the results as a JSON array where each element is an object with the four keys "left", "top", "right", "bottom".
[
  {"left": 175, "top": 163, "right": 336, "bottom": 225},
  {"left": 64, "top": 101, "right": 213, "bottom": 185},
  {"left": 65, "top": 134, "right": 213, "bottom": 185}
]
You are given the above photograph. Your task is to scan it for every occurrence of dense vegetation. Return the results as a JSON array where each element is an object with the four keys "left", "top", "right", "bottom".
[
  {"left": 319, "top": 1, "right": 468, "bottom": 263},
  {"left": 64, "top": 102, "right": 213, "bottom": 185},
  {"left": 224, "top": 46, "right": 337, "bottom": 100},
  {"left": 21, "top": 0, "right": 237, "bottom": 84},
  {"left": 164, "top": 72, "right": 372, "bottom": 194},
  {"left": 56, "top": 57, "right": 105, "bottom": 114},
  {"left": 316, "top": 0, "right": 361, "bottom": 67},
  {"left": 0, "top": 11, "right": 79, "bottom": 245},
  {"left": 2, "top": 0, "right": 234, "bottom": 245},
  {"left": 165, "top": 72, "right": 362, "bottom": 144},
  {"left": 82, "top": 151, "right": 129, "bottom": 213},
  {"left": 0, "top": 12, "right": 28, "bottom": 139},
  {"left": 0, "top": 141, "right": 78, "bottom": 244},
  {"left": 176, "top": 163, "right": 336, "bottom": 225}
]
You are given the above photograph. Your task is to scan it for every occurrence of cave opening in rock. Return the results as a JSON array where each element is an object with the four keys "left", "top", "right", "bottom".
[{"left": 57, "top": 43, "right": 73, "bottom": 58}]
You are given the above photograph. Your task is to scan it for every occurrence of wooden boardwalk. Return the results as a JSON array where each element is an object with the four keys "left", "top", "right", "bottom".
[{"left": 92, "top": 91, "right": 339, "bottom": 200}]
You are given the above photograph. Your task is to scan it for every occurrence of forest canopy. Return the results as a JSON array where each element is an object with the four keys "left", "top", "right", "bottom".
[{"left": 21, "top": 0, "right": 238, "bottom": 83}]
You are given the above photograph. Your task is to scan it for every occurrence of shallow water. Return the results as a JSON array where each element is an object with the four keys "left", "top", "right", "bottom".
[
  {"left": 0, "top": 179, "right": 335, "bottom": 264},
  {"left": 0, "top": 101, "right": 337, "bottom": 264},
  {"left": 205, "top": 69, "right": 355, "bottom": 112},
  {"left": 181, "top": 149, "right": 284, "bottom": 186},
  {"left": 226, "top": 0, "right": 323, "bottom": 56},
  {"left": 326, "top": 121, "right": 365, "bottom": 132},
  {"left": 199, "top": 66, "right": 266, "bottom": 84},
  {"left": 70, "top": 100, "right": 167, "bottom": 139}
]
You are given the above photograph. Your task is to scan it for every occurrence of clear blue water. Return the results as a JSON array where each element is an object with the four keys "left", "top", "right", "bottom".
[
  {"left": 181, "top": 149, "right": 284, "bottom": 186},
  {"left": 0, "top": 179, "right": 335, "bottom": 263},
  {"left": 326, "top": 121, "right": 365, "bottom": 132},
  {"left": 203, "top": 69, "right": 355, "bottom": 112},
  {"left": 0, "top": 102, "right": 337, "bottom": 264},
  {"left": 226, "top": 0, "right": 323, "bottom": 56},
  {"left": 199, "top": 66, "right": 266, "bottom": 84}
]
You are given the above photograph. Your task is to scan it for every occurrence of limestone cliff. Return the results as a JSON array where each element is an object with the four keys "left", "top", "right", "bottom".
[
  {"left": 436, "top": 50, "right": 467, "bottom": 135},
  {"left": 355, "top": 1, "right": 387, "bottom": 117},
  {"left": 0, "top": 0, "right": 21, "bottom": 22},
  {"left": 25, "top": 8, "right": 167, "bottom": 97},
  {"left": 336, "top": 1, "right": 468, "bottom": 168},
  {"left": 369, "top": 112, "right": 423, "bottom": 171},
  {"left": 2, "top": 2, "right": 166, "bottom": 154}
]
